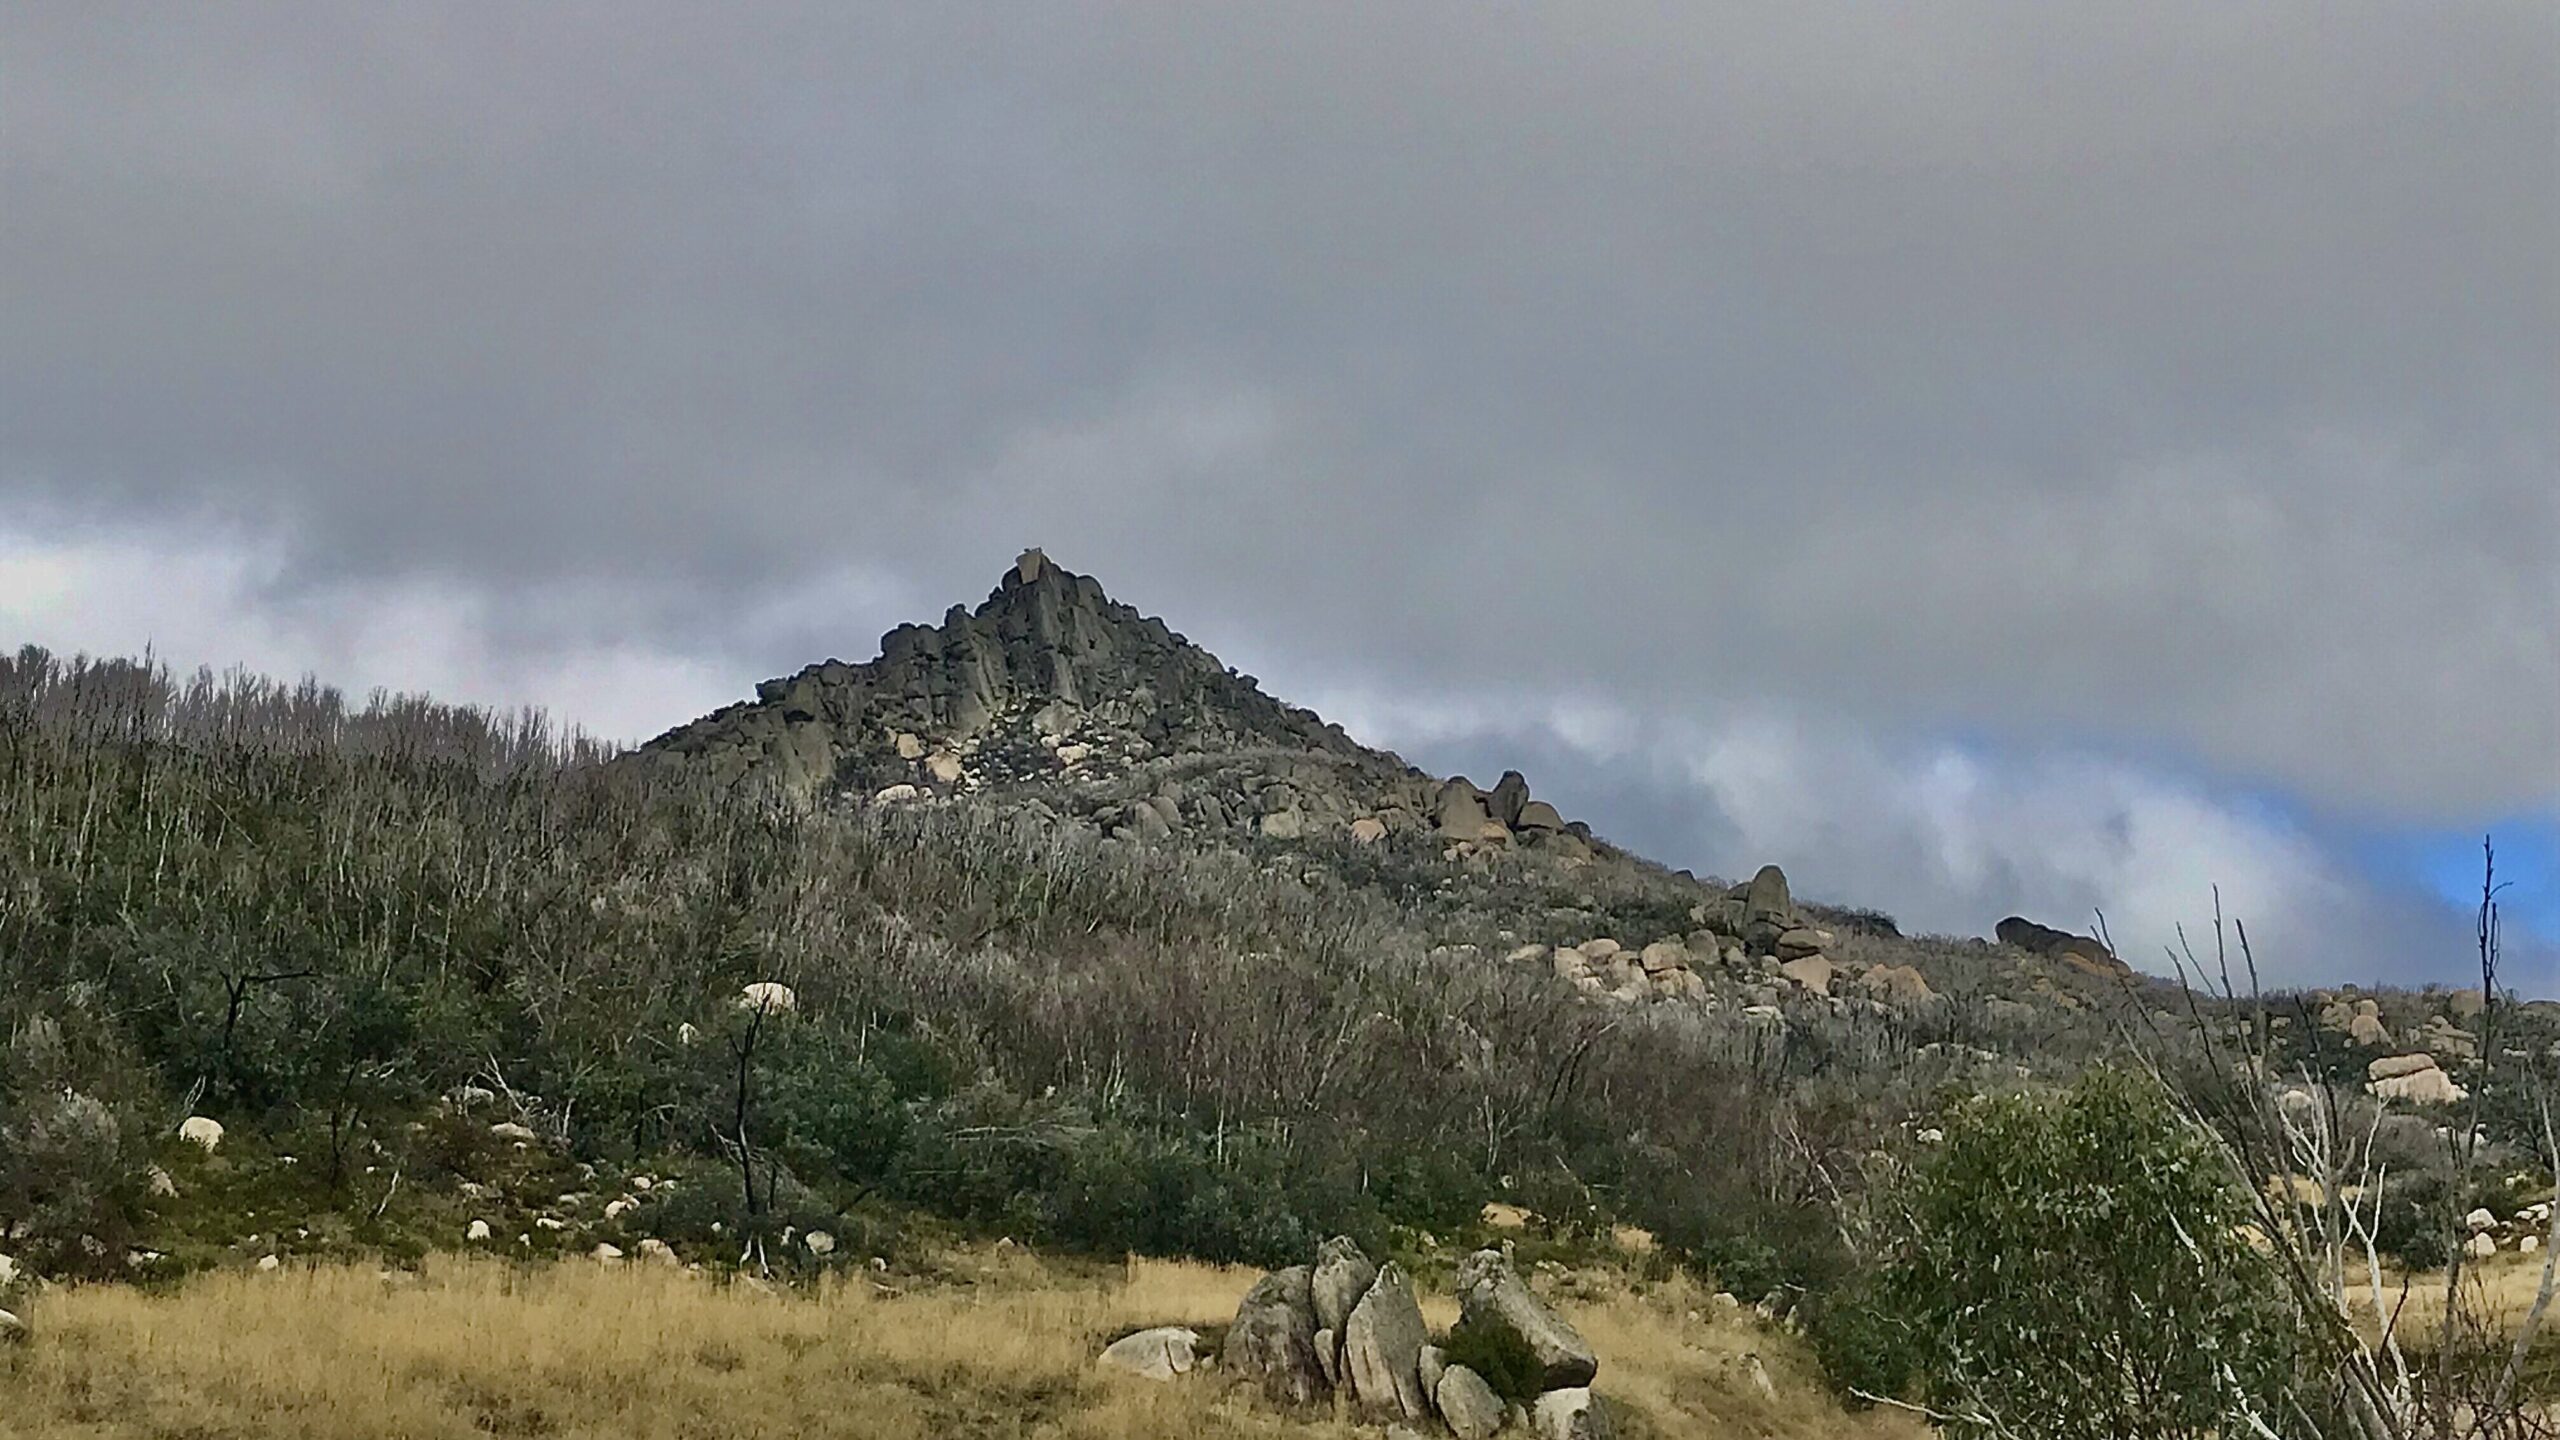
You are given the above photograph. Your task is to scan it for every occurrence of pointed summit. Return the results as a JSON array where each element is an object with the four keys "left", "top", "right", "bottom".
[
  {"left": 641, "top": 552, "right": 1363, "bottom": 794},
  {"left": 640, "top": 552, "right": 1601, "bottom": 864}
]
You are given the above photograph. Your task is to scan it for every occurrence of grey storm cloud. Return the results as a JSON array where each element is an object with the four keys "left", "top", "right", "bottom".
[{"left": 4, "top": 3, "right": 2555, "bottom": 822}]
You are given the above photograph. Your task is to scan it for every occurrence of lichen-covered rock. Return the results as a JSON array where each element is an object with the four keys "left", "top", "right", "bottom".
[
  {"left": 1224, "top": 1265, "right": 1325, "bottom": 1405},
  {"left": 1456, "top": 1248, "right": 1598, "bottom": 1390},
  {"left": 1342, "top": 1264, "right": 1431, "bottom": 1419}
]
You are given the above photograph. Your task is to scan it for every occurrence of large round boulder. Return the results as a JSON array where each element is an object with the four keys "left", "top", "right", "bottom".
[{"left": 1098, "top": 1326, "right": 1202, "bottom": 1382}]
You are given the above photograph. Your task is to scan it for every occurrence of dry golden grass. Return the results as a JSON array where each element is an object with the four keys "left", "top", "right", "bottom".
[
  {"left": 0, "top": 1247, "right": 1926, "bottom": 1439},
  {"left": 2346, "top": 1250, "right": 2560, "bottom": 1340}
]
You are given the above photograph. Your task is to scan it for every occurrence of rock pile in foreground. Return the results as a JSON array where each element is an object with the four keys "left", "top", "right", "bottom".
[{"left": 1216, "top": 1237, "right": 1612, "bottom": 1438}]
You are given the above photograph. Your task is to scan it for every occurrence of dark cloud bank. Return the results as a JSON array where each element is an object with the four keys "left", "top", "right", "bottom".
[{"left": 4, "top": 4, "right": 2553, "bottom": 983}]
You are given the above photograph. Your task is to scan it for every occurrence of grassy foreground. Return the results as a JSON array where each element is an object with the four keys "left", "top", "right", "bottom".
[{"left": 0, "top": 1248, "right": 1924, "bottom": 1439}]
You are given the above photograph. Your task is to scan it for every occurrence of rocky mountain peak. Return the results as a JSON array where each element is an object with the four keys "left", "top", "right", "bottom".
[
  {"left": 637, "top": 551, "right": 1609, "bottom": 866},
  {"left": 642, "top": 551, "right": 1370, "bottom": 795}
]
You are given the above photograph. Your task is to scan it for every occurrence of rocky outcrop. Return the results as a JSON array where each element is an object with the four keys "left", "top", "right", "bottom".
[
  {"left": 1455, "top": 1249, "right": 1597, "bottom": 1391},
  {"left": 1541, "top": 938, "right": 1708, "bottom": 1004},
  {"left": 2367, "top": 1052, "right": 2468, "bottom": 1105},
  {"left": 1741, "top": 866, "right": 1795, "bottom": 953},
  {"left": 1220, "top": 1239, "right": 1614, "bottom": 1432},
  {"left": 637, "top": 553, "right": 1606, "bottom": 873},
  {"left": 1223, "top": 1265, "right": 1325, "bottom": 1405},
  {"left": 1995, "top": 916, "right": 2127, "bottom": 977}
]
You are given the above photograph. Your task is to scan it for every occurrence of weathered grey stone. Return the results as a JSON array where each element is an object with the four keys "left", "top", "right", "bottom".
[
  {"left": 1487, "top": 770, "right": 1532, "bottom": 828},
  {"left": 1742, "top": 864, "right": 1794, "bottom": 952},
  {"left": 1099, "top": 1326, "right": 1202, "bottom": 1382},
  {"left": 1417, "top": 1343, "right": 1447, "bottom": 1398},
  {"left": 1531, "top": 1388, "right": 1613, "bottom": 1440},
  {"left": 1311, "top": 1236, "right": 1377, "bottom": 1339},
  {"left": 1435, "top": 780, "right": 1492, "bottom": 841},
  {"left": 1516, "top": 799, "right": 1566, "bottom": 832},
  {"left": 1314, "top": 1327, "right": 1339, "bottom": 1386},
  {"left": 1224, "top": 1265, "right": 1326, "bottom": 1405},
  {"left": 1436, "top": 1364, "right": 1507, "bottom": 1440},
  {"left": 1456, "top": 1248, "right": 1598, "bottom": 1390},
  {"left": 1773, "top": 927, "right": 1832, "bottom": 960},
  {"left": 1342, "top": 1263, "right": 1431, "bottom": 1419},
  {"left": 1778, "top": 955, "right": 1834, "bottom": 994}
]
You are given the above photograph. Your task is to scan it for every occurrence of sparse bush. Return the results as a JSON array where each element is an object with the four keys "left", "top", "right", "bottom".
[{"left": 1860, "top": 1067, "right": 2301, "bottom": 1436}]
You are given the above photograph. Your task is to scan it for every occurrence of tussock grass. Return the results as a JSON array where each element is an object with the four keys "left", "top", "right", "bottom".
[{"left": 0, "top": 1251, "right": 1922, "bottom": 1439}]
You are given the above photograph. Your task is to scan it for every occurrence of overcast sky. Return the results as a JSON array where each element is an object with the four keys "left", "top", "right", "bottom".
[{"left": 5, "top": 4, "right": 2554, "bottom": 986}]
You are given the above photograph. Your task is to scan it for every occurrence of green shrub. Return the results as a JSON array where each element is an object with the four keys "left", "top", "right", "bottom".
[{"left": 1864, "top": 1067, "right": 2302, "bottom": 1437}]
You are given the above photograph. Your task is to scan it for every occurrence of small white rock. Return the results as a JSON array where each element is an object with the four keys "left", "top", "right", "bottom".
[
  {"left": 804, "top": 1230, "right": 836, "bottom": 1257},
  {"left": 736, "top": 983, "right": 798, "bottom": 1015},
  {"left": 466, "top": 1220, "right": 493, "bottom": 1242},
  {"left": 490, "top": 1122, "right": 538, "bottom": 1143},
  {"left": 256, "top": 1255, "right": 281, "bottom": 1272},
  {"left": 592, "top": 1243, "right": 624, "bottom": 1263},
  {"left": 177, "top": 1116, "right": 225, "bottom": 1152}
]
